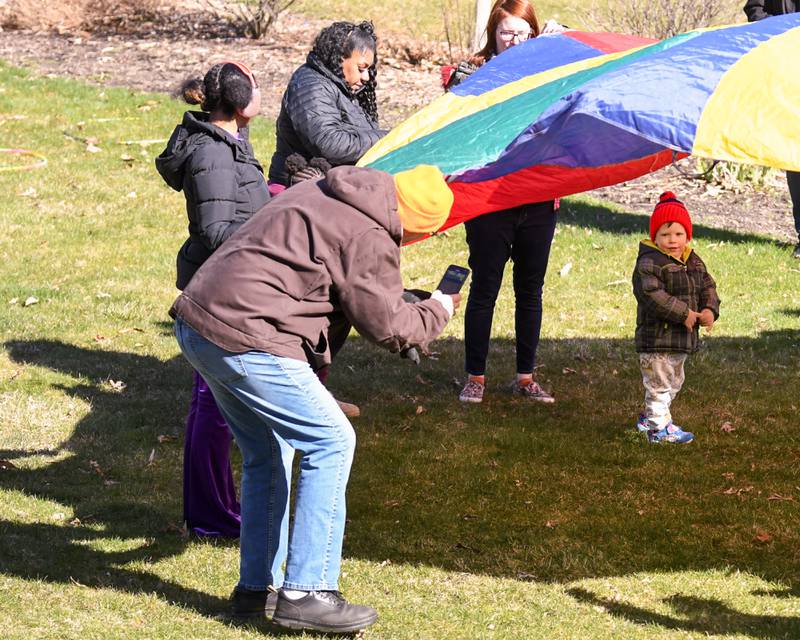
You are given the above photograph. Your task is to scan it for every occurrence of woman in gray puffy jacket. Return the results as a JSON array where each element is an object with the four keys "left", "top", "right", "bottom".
[
  {"left": 155, "top": 60, "right": 275, "bottom": 538},
  {"left": 267, "top": 21, "right": 387, "bottom": 190}
]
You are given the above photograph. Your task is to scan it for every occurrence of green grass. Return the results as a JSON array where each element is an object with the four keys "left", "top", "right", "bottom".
[{"left": 1, "top": 62, "right": 800, "bottom": 639}]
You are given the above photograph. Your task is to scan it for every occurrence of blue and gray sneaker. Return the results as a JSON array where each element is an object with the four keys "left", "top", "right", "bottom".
[
  {"left": 647, "top": 421, "right": 694, "bottom": 444},
  {"left": 636, "top": 414, "right": 650, "bottom": 432}
]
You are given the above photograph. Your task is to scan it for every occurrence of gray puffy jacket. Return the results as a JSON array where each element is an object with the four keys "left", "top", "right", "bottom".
[
  {"left": 268, "top": 52, "right": 386, "bottom": 185},
  {"left": 156, "top": 111, "right": 269, "bottom": 289}
]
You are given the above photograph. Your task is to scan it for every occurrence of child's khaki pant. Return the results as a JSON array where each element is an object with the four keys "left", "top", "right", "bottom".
[{"left": 639, "top": 352, "right": 688, "bottom": 429}]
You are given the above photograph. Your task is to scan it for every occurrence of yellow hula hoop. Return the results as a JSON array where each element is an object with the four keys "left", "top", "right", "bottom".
[{"left": 0, "top": 148, "right": 48, "bottom": 172}]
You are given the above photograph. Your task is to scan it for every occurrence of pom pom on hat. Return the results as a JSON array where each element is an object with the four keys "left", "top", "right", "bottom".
[
  {"left": 650, "top": 191, "right": 692, "bottom": 241},
  {"left": 393, "top": 165, "right": 454, "bottom": 234}
]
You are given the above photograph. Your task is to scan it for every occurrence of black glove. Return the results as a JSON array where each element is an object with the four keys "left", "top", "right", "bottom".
[
  {"left": 401, "top": 288, "right": 431, "bottom": 303},
  {"left": 290, "top": 166, "right": 325, "bottom": 185},
  {"left": 399, "top": 289, "right": 431, "bottom": 365}
]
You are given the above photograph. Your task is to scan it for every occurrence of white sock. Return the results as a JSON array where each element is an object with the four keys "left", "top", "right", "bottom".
[{"left": 282, "top": 589, "right": 309, "bottom": 600}]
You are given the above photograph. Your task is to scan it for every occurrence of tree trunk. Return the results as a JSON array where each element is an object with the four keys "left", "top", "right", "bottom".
[{"left": 472, "top": 0, "right": 491, "bottom": 51}]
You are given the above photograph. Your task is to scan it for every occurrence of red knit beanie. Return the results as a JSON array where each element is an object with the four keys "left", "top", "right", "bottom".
[{"left": 650, "top": 191, "right": 692, "bottom": 241}]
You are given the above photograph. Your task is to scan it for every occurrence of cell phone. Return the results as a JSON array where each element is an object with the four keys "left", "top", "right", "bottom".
[{"left": 436, "top": 264, "right": 470, "bottom": 295}]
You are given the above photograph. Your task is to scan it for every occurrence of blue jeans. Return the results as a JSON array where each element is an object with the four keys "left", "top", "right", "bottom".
[{"left": 175, "top": 318, "right": 356, "bottom": 591}]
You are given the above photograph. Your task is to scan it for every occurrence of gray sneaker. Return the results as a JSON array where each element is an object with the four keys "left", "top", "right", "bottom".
[
  {"left": 793, "top": 243, "right": 800, "bottom": 259},
  {"left": 511, "top": 379, "right": 555, "bottom": 403},
  {"left": 272, "top": 590, "right": 378, "bottom": 633},
  {"left": 459, "top": 379, "right": 485, "bottom": 403}
]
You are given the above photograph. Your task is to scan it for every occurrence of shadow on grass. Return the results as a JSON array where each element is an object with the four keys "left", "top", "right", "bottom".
[
  {"left": 3, "top": 331, "right": 800, "bottom": 636},
  {"left": 560, "top": 199, "right": 786, "bottom": 246},
  {"left": 0, "top": 339, "right": 234, "bottom": 619},
  {"left": 567, "top": 588, "right": 800, "bottom": 639}
]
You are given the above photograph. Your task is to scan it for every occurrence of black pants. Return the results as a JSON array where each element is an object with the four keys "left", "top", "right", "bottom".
[
  {"left": 788, "top": 171, "right": 800, "bottom": 241},
  {"left": 463, "top": 202, "right": 557, "bottom": 376}
]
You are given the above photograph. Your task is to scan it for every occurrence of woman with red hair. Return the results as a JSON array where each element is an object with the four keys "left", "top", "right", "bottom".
[{"left": 444, "top": 0, "right": 564, "bottom": 405}]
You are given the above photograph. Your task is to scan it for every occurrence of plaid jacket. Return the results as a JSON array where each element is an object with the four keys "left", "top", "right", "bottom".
[{"left": 632, "top": 241, "right": 720, "bottom": 353}]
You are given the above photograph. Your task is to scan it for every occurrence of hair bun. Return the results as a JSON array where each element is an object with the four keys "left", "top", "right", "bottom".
[{"left": 659, "top": 191, "right": 677, "bottom": 202}]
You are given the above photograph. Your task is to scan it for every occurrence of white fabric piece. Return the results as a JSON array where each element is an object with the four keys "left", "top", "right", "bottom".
[{"left": 430, "top": 289, "right": 454, "bottom": 319}]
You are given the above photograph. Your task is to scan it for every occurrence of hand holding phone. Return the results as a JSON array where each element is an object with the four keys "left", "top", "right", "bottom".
[{"left": 436, "top": 264, "right": 470, "bottom": 295}]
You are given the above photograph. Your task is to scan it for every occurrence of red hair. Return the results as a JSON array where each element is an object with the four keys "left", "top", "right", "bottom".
[{"left": 472, "top": 0, "right": 540, "bottom": 65}]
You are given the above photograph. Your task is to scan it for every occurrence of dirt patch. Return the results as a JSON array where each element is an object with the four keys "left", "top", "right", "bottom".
[{"left": 0, "top": 10, "right": 794, "bottom": 244}]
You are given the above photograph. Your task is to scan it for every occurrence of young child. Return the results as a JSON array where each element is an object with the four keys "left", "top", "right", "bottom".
[{"left": 632, "top": 191, "right": 720, "bottom": 443}]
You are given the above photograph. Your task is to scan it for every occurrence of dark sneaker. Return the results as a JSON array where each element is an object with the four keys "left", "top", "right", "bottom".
[
  {"left": 511, "top": 379, "right": 555, "bottom": 403},
  {"left": 647, "top": 422, "right": 694, "bottom": 444},
  {"left": 230, "top": 586, "right": 279, "bottom": 619},
  {"left": 793, "top": 243, "right": 800, "bottom": 259},
  {"left": 459, "top": 379, "right": 485, "bottom": 403},
  {"left": 636, "top": 413, "right": 650, "bottom": 433},
  {"left": 272, "top": 590, "right": 378, "bottom": 633}
]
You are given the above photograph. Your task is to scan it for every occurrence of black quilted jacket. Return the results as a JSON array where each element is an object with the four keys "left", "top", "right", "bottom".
[
  {"left": 156, "top": 111, "right": 269, "bottom": 289},
  {"left": 268, "top": 52, "right": 386, "bottom": 185},
  {"left": 632, "top": 241, "right": 720, "bottom": 354}
]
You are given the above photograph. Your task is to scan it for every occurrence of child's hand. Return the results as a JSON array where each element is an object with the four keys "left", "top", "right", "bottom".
[
  {"left": 699, "top": 308, "right": 715, "bottom": 328},
  {"left": 683, "top": 310, "right": 701, "bottom": 331}
]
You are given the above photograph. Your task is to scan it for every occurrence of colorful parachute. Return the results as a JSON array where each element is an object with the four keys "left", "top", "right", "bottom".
[{"left": 360, "top": 16, "right": 800, "bottom": 231}]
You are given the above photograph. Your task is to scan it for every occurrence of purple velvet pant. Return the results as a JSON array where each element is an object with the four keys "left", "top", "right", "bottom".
[{"left": 183, "top": 370, "right": 241, "bottom": 537}]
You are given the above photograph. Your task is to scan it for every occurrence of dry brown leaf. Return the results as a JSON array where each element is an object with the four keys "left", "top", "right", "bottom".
[
  {"left": 562, "top": 367, "right": 577, "bottom": 375},
  {"left": 415, "top": 405, "right": 425, "bottom": 415},
  {"left": 767, "top": 493, "right": 794, "bottom": 502},
  {"left": 720, "top": 421, "right": 736, "bottom": 433},
  {"left": 146, "top": 449, "right": 156, "bottom": 466},
  {"left": 107, "top": 379, "right": 126, "bottom": 392},
  {"left": 118, "top": 327, "right": 144, "bottom": 334},
  {"left": 23, "top": 296, "right": 39, "bottom": 307},
  {"left": 89, "top": 460, "right": 104, "bottom": 476},
  {"left": 93, "top": 335, "right": 109, "bottom": 343},
  {"left": 166, "top": 522, "right": 189, "bottom": 538},
  {"left": 753, "top": 530, "right": 773, "bottom": 544},
  {"left": 157, "top": 434, "right": 176, "bottom": 443},
  {"left": 723, "top": 485, "right": 754, "bottom": 496},
  {"left": 721, "top": 472, "right": 735, "bottom": 480},
  {"left": 85, "top": 142, "right": 102, "bottom": 153},
  {"left": 415, "top": 374, "right": 431, "bottom": 385},
  {"left": 545, "top": 520, "right": 558, "bottom": 528}
]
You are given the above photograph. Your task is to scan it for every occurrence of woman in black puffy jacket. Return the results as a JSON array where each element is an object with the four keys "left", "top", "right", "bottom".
[
  {"left": 268, "top": 22, "right": 388, "bottom": 417},
  {"left": 155, "top": 60, "right": 281, "bottom": 538},
  {"left": 268, "top": 21, "right": 387, "bottom": 189}
]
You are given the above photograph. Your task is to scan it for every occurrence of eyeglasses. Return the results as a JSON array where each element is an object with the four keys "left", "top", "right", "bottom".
[{"left": 498, "top": 29, "right": 533, "bottom": 42}]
